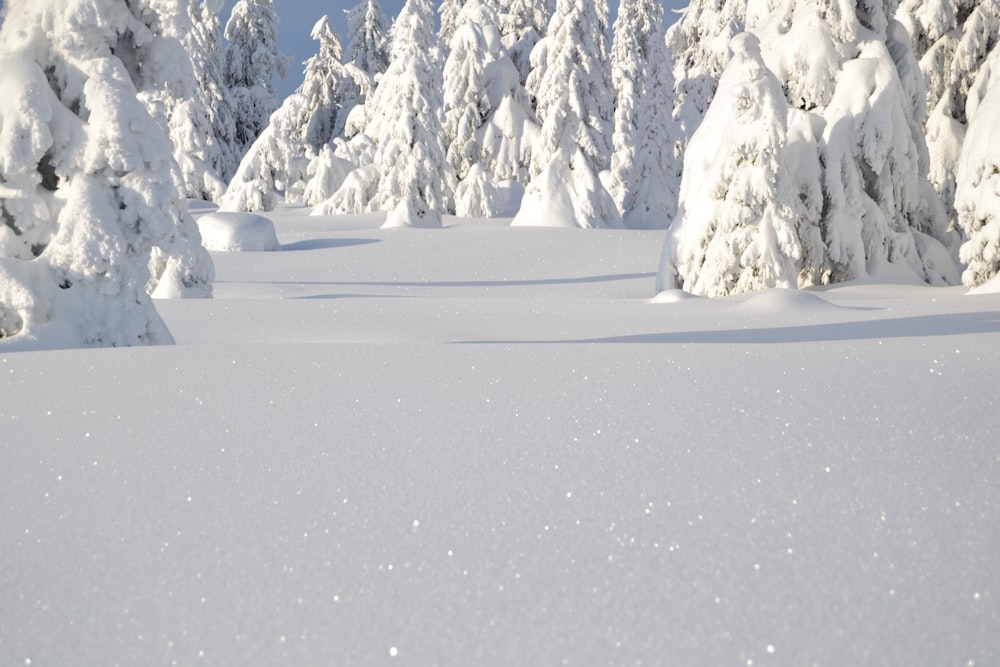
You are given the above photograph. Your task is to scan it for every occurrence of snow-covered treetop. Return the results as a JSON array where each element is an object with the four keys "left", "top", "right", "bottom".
[
  {"left": 224, "top": 0, "right": 288, "bottom": 89},
  {"left": 345, "top": 0, "right": 391, "bottom": 79}
]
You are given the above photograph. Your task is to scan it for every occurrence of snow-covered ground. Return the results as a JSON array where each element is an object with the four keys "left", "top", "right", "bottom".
[{"left": 3, "top": 206, "right": 999, "bottom": 666}]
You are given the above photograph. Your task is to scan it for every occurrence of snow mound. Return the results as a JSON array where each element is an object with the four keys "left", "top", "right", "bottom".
[
  {"left": 196, "top": 213, "right": 280, "bottom": 252},
  {"left": 732, "top": 288, "right": 843, "bottom": 313},
  {"left": 969, "top": 273, "right": 1000, "bottom": 295},
  {"left": 650, "top": 289, "right": 701, "bottom": 304}
]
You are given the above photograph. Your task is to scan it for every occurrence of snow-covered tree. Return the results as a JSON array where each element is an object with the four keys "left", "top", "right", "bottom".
[
  {"left": 444, "top": 1, "right": 499, "bottom": 180},
  {"left": 513, "top": 0, "right": 620, "bottom": 228},
  {"left": 442, "top": 0, "right": 539, "bottom": 216},
  {"left": 221, "top": 16, "right": 350, "bottom": 211},
  {"left": 668, "top": 0, "right": 747, "bottom": 140},
  {"left": 608, "top": 0, "right": 681, "bottom": 229},
  {"left": 955, "top": 46, "right": 1000, "bottom": 286},
  {"left": 440, "top": 0, "right": 467, "bottom": 45},
  {"left": 340, "top": 0, "right": 392, "bottom": 133},
  {"left": 346, "top": 0, "right": 392, "bottom": 77},
  {"left": 0, "top": 0, "right": 213, "bottom": 348},
  {"left": 183, "top": 0, "right": 240, "bottom": 193},
  {"left": 896, "top": 0, "right": 1000, "bottom": 220},
  {"left": 657, "top": 0, "right": 960, "bottom": 296},
  {"left": 657, "top": 34, "right": 817, "bottom": 296},
  {"left": 223, "top": 0, "right": 288, "bottom": 154},
  {"left": 362, "top": 0, "right": 455, "bottom": 227},
  {"left": 498, "top": 0, "right": 554, "bottom": 85}
]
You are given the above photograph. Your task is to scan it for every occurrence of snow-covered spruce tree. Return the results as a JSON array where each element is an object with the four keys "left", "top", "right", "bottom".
[
  {"left": 346, "top": 0, "right": 392, "bottom": 78},
  {"left": 955, "top": 46, "right": 1000, "bottom": 286},
  {"left": 445, "top": 0, "right": 538, "bottom": 216},
  {"left": 660, "top": 0, "right": 960, "bottom": 294},
  {"left": 339, "top": 0, "right": 392, "bottom": 135},
  {"left": 362, "top": 0, "right": 455, "bottom": 227},
  {"left": 798, "top": 0, "right": 958, "bottom": 284},
  {"left": 499, "top": 0, "right": 554, "bottom": 86},
  {"left": 656, "top": 34, "right": 812, "bottom": 296},
  {"left": 896, "top": 0, "right": 1000, "bottom": 221},
  {"left": 608, "top": 0, "right": 681, "bottom": 229},
  {"left": 440, "top": 0, "right": 467, "bottom": 46},
  {"left": 512, "top": 0, "right": 620, "bottom": 228},
  {"left": 444, "top": 1, "right": 499, "bottom": 181},
  {"left": 221, "top": 16, "right": 349, "bottom": 212},
  {"left": 0, "top": 0, "right": 214, "bottom": 348},
  {"left": 182, "top": 0, "right": 240, "bottom": 194},
  {"left": 223, "top": 0, "right": 288, "bottom": 155},
  {"left": 668, "top": 0, "right": 747, "bottom": 140}
]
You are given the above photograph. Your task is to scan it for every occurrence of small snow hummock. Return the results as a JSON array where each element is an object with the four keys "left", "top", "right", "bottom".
[{"left": 196, "top": 213, "right": 281, "bottom": 252}]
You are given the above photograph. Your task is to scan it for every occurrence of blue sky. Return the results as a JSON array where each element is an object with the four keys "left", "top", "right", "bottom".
[{"left": 227, "top": 0, "right": 690, "bottom": 97}]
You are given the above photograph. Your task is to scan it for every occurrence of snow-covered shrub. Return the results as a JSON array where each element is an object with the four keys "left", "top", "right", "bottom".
[
  {"left": 196, "top": 212, "right": 280, "bottom": 252},
  {"left": 0, "top": 0, "right": 215, "bottom": 349}
]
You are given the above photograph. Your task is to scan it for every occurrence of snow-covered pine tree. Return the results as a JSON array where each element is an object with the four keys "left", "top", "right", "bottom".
[
  {"left": 444, "top": 1, "right": 499, "bottom": 181},
  {"left": 221, "top": 16, "right": 349, "bottom": 212},
  {"left": 445, "top": 0, "right": 537, "bottom": 216},
  {"left": 440, "top": 0, "right": 467, "bottom": 46},
  {"left": 512, "top": 0, "right": 620, "bottom": 228},
  {"left": 667, "top": 0, "right": 747, "bottom": 140},
  {"left": 896, "top": 0, "right": 1000, "bottom": 221},
  {"left": 499, "top": 0, "right": 554, "bottom": 85},
  {"left": 0, "top": 0, "right": 214, "bottom": 348},
  {"left": 657, "top": 0, "right": 959, "bottom": 297},
  {"left": 608, "top": 0, "right": 681, "bottom": 229},
  {"left": 362, "top": 0, "right": 454, "bottom": 227},
  {"left": 340, "top": 0, "right": 392, "bottom": 135},
  {"left": 183, "top": 0, "right": 240, "bottom": 193},
  {"left": 223, "top": 0, "right": 288, "bottom": 155},
  {"left": 799, "top": 0, "right": 958, "bottom": 284},
  {"left": 346, "top": 0, "right": 392, "bottom": 77},
  {"left": 656, "top": 34, "right": 808, "bottom": 296},
  {"left": 955, "top": 44, "right": 1000, "bottom": 286}
]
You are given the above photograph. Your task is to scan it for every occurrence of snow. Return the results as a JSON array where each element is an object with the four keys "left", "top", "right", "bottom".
[
  {"left": 195, "top": 211, "right": 280, "bottom": 251},
  {"left": 2, "top": 205, "right": 999, "bottom": 665}
]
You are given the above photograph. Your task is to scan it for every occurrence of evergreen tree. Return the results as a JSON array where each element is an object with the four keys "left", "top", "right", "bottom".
[
  {"left": 440, "top": 0, "right": 467, "bottom": 46},
  {"left": 346, "top": 0, "right": 392, "bottom": 78},
  {"left": 0, "top": 0, "right": 213, "bottom": 348},
  {"left": 608, "top": 0, "right": 681, "bottom": 229},
  {"left": 365, "top": 0, "right": 455, "bottom": 227},
  {"left": 667, "top": 0, "right": 747, "bottom": 140},
  {"left": 223, "top": 0, "right": 288, "bottom": 154},
  {"left": 513, "top": 0, "right": 620, "bottom": 228},
  {"left": 659, "top": 0, "right": 960, "bottom": 296},
  {"left": 955, "top": 44, "right": 1000, "bottom": 286},
  {"left": 221, "top": 16, "right": 349, "bottom": 212},
  {"left": 185, "top": 0, "right": 240, "bottom": 191},
  {"left": 341, "top": 0, "right": 392, "bottom": 134},
  {"left": 444, "top": 1, "right": 499, "bottom": 181},
  {"left": 897, "top": 0, "right": 1000, "bottom": 221},
  {"left": 656, "top": 34, "right": 809, "bottom": 296},
  {"left": 499, "top": 0, "right": 554, "bottom": 85}
]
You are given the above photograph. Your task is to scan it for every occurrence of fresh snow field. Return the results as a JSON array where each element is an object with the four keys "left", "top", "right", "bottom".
[{"left": 3, "top": 205, "right": 999, "bottom": 666}]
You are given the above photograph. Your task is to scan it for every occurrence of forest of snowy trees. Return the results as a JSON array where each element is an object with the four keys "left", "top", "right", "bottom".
[{"left": 1, "top": 0, "right": 1000, "bottom": 347}]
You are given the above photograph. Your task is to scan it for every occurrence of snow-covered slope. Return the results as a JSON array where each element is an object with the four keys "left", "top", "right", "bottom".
[{"left": 2, "top": 207, "right": 998, "bottom": 665}]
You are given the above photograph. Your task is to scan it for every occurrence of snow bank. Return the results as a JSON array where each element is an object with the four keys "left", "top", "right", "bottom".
[{"left": 196, "top": 212, "right": 280, "bottom": 252}]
